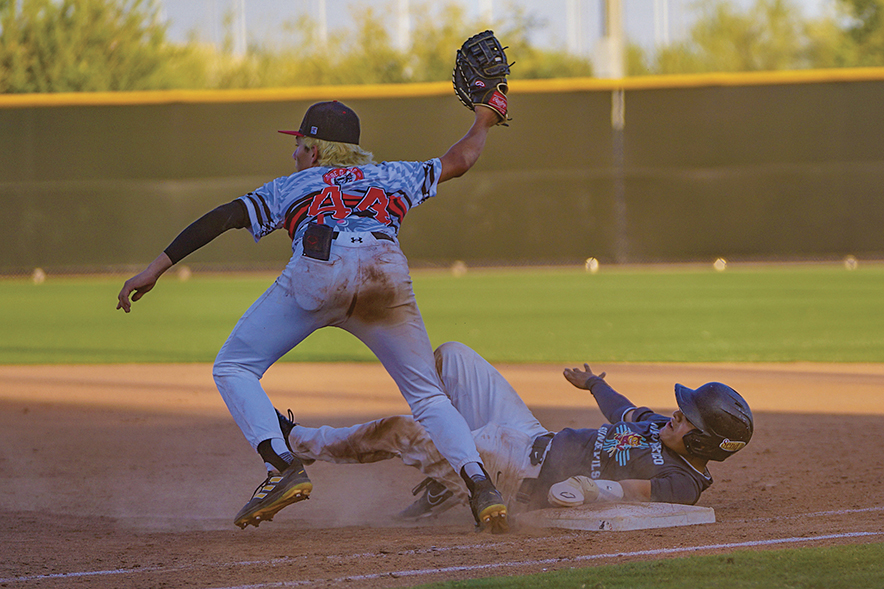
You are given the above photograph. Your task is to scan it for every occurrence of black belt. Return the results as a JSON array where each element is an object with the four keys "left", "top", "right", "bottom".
[
  {"left": 517, "top": 433, "right": 555, "bottom": 504},
  {"left": 302, "top": 224, "right": 394, "bottom": 261},
  {"left": 331, "top": 231, "right": 394, "bottom": 243},
  {"left": 529, "top": 432, "right": 554, "bottom": 466}
]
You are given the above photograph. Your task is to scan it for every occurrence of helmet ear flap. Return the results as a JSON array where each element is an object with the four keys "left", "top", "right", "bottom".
[
  {"left": 682, "top": 427, "right": 750, "bottom": 462},
  {"left": 682, "top": 430, "right": 727, "bottom": 461}
]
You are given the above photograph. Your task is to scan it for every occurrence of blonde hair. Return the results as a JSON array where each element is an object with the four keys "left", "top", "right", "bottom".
[{"left": 301, "top": 136, "right": 375, "bottom": 167}]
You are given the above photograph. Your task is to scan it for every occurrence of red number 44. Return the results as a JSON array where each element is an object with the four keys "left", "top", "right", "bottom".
[{"left": 307, "top": 186, "right": 391, "bottom": 225}]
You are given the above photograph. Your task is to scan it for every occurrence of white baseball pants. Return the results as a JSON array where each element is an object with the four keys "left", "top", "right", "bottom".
[
  {"left": 213, "top": 236, "right": 483, "bottom": 474},
  {"left": 286, "top": 341, "right": 551, "bottom": 506}
]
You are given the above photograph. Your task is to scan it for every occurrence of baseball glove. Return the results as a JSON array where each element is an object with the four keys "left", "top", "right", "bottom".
[{"left": 453, "top": 30, "right": 512, "bottom": 125}]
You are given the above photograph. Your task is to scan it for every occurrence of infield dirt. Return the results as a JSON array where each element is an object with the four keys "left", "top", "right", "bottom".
[{"left": 2, "top": 362, "right": 883, "bottom": 588}]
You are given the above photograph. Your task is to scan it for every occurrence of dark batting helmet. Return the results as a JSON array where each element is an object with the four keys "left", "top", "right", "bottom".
[{"left": 674, "top": 382, "right": 754, "bottom": 462}]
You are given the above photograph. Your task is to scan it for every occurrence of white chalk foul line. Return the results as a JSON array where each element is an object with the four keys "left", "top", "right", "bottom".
[
  {"left": 209, "top": 531, "right": 884, "bottom": 589},
  {"left": 0, "top": 557, "right": 304, "bottom": 584},
  {"left": 205, "top": 531, "right": 884, "bottom": 589},
  {"left": 3, "top": 530, "right": 880, "bottom": 586},
  {"left": 739, "top": 505, "right": 884, "bottom": 523}
]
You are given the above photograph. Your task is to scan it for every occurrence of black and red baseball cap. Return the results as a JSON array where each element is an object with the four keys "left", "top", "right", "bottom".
[{"left": 278, "top": 101, "right": 360, "bottom": 145}]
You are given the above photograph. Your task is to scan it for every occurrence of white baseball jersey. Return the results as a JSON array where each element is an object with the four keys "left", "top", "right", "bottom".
[{"left": 238, "top": 160, "right": 441, "bottom": 245}]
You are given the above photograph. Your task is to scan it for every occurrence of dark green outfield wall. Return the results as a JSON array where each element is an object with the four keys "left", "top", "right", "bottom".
[{"left": 2, "top": 72, "right": 884, "bottom": 273}]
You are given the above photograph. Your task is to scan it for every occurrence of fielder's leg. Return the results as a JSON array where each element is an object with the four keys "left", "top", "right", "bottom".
[
  {"left": 344, "top": 247, "right": 507, "bottom": 531},
  {"left": 214, "top": 257, "right": 337, "bottom": 528}
]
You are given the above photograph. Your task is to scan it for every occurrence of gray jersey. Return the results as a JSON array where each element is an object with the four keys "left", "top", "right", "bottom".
[{"left": 534, "top": 377, "right": 714, "bottom": 505}]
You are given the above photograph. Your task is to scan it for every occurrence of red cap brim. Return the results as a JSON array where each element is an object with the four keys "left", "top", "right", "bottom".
[{"left": 278, "top": 130, "right": 304, "bottom": 136}]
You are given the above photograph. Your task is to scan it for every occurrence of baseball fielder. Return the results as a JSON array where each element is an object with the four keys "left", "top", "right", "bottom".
[
  {"left": 116, "top": 32, "right": 514, "bottom": 532},
  {"left": 280, "top": 341, "right": 754, "bottom": 518}
]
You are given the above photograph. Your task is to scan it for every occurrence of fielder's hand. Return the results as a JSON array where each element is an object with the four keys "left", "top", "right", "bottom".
[
  {"left": 116, "top": 253, "right": 172, "bottom": 313},
  {"left": 563, "top": 363, "right": 606, "bottom": 390}
]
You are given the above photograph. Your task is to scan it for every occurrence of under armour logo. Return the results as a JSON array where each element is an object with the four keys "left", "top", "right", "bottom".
[{"left": 350, "top": 237, "right": 363, "bottom": 243}]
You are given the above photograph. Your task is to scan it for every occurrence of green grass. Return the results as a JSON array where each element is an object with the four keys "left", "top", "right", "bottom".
[
  {"left": 2, "top": 263, "right": 883, "bottom": 364},
  {"left": 413, "top": 542, "right": 884, "bottom": 588}
]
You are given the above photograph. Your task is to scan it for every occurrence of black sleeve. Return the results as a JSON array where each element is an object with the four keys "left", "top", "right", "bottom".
[
  {"left": 585, "top": 376, "right": 637, "bottom": 424},
  {"left": 164, "top": 200, "right": 249, "bottom": 265},
  {"left": 650, "top": 472, "right": 704, "bottom": 505}
]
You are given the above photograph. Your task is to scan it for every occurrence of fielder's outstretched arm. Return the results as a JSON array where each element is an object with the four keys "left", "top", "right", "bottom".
[
  {"left": 438, "top": 108, "right": 499, "bottom": 183},
  {"left": 117, "top": 200, "right": 249, "bottom": 313}
]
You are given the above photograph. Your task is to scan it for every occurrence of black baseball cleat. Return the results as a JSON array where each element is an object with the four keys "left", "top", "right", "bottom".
[
  {"left": 395, "top": 477, "right": 456, "bottom": 520},
  {"left": 234, "top": 459, "right": 312, "bottom": 529},
  {"left": 468, "top": 477, "right": 509, "bottom": 534}
]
